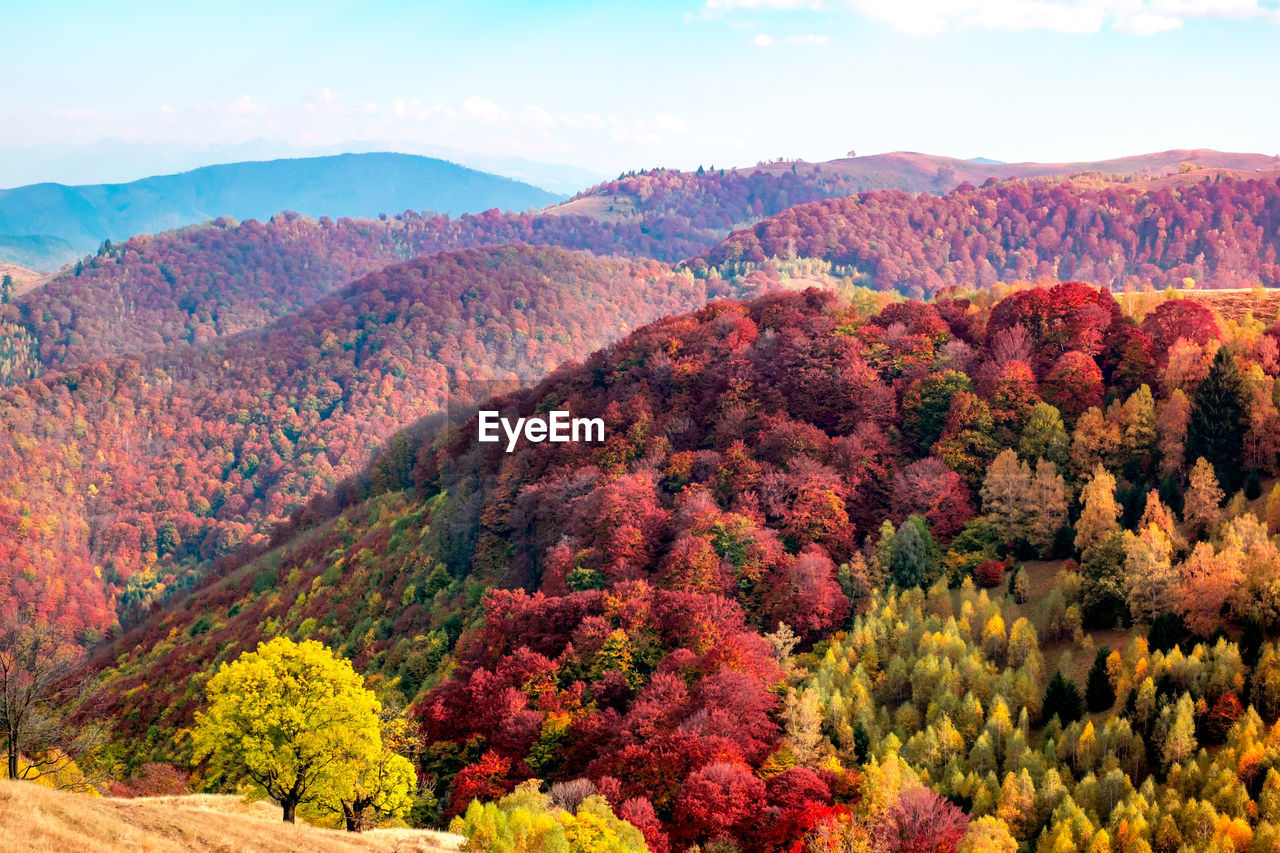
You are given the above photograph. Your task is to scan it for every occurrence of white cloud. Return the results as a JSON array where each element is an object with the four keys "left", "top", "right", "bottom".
[
  {"left": 1115, "top": 11, "right": 1184, "bottom": 32},
  {"left": 524, "top": 106, "right": 556, "bottom": 127},
  {"left": 787, "top": 32, "right": 832, "bottom": 42},
  {"left": 652, "top": 113, "right": 690, "bottom": 134},
  {"left": 559, "top": 112, "right": 605, "bottom": 131},
  {"left": 392, "top": 97, "right": 408, "bottom": 118},
  {"left": 753, "top": 32, "right": 777, "bottom": 45},
  {"left": 708, "top": 0, "right": 1279, "bottom": 34},
  {"left": 49, "top": 107, "right": 110, "bottom": 120},
  {"left": 706, "top": 0, "right": 825, "bottom": 10},
  {"left": 227, "top": 94, "right": 266, "bottom": 115},
  {"left": 461, "top": 96, "right": 509, "bottom": 122}
]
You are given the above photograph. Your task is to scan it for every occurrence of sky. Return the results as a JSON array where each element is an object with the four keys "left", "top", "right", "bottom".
[{"left": 1, "top": 0, "right": 1278, "bottom": 186}]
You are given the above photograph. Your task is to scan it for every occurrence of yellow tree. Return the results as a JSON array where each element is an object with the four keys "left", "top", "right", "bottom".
[
  {"left": 1123, "top": 524, "right": 1176, "bottom": 624},
  {"left": 1139, "top": 489, "right": 1182, "bottom": 552},
  {"left": 193, "top": 637, "right": 383, "bottom": 822},
  {"left": 1069, "top": 407, "right": 1121, "bottom": 479},
  {"left": 959, "top": 816, "right": 1018, "bottom": 853},
  {"left": 1266, "top": 483, "right": 1280, "bottom": 535},
  {"left": 1120, "top": 384, "right": 1158, "bottom": 468},
  {"left": 1019, "top": 402, "right": 1071, "bottom": 470},
  {"left": 1157, "top": 390, "right": 1191, "bottom": 480},
  {"left": 1183, "top": 457, "right": 1225, "bottom": 537},
  {"left": 981, "top": 449, "right": 1031, "bottom": 545},
  {"left": 1027, "top": 459, "right": 1068, "bottom": 557},
  {"left": 320, "top": 716, "right": 419, "bottom": 831},
  {"left": 1175, "top": 542, "right": 1241, "bottom": 639},
  {"left": 1076, "top": 465, "right": 1120, "bottom": 554}
]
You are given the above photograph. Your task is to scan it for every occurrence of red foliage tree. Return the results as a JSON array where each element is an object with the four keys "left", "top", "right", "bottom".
[
  {"left": 1141, "top": 300, "right": 1222, "bottom": 364},
  {"left": 672, "top": 762, "right": 768, "bottom": 845},
  {"left": 874, "top": 786, "right": 969, "bottom": 853},
  {"left": 447, "top": 750, "right": 516, "bottom": 818},
  {"left": 1042, "top": 351, "right": 1104, "bottom": 420},
  {"left": 619, "top": 797, "right": 671, "bottom": 853}
]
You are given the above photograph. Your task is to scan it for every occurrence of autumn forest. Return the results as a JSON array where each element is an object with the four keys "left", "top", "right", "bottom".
[{"left": 6, "top": 150, "right": 1280, "bottom": 853}]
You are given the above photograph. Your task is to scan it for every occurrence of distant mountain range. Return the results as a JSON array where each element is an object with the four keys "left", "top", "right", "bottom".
[
  {"left": 8, "top": 147, "right": 1278, "bottom": 273},
  {"left": 718, "top": 148, "right": 1280, "bottom": 191},
  {"left": 0, "top": 138, "right": 610, "bottom": 196},
  {"left": 0, "top": 152, "right": 563, "bottom": 269}
]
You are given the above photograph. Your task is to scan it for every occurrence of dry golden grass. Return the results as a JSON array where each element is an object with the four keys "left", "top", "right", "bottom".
[
  {"left": 0, "top": 263, "right": 49, "bottom": 296},
  {"left": 0, "top": 779, "right": 462, "bottom": 853},
  {"left": 540, "top": 193, "right": 637, "bottom": 222}
]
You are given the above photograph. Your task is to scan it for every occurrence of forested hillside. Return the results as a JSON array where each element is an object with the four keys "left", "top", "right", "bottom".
[
  {"left": 9, "top": 168, "right": 1279, "bottom": 386},
  {"left": 0, "top": 246, "right": 742, "bottom": 636},
  {"left": 697, "top": 175, "right": 1280, "bottom": 297},
  {"left": 0, "top": 211, "right": 702, "bottom": 378},
  {"left": 90, "top": 280, "right": 1280, "bottom": 850},
  {"left": 0, "top": 162, "right": 872, "bottom": 379}
]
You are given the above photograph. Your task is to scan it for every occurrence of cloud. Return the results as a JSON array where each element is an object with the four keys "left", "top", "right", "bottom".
[
  {"left": 753, "top": 32, "right": 777, "bottom": 45},
  {"left": 559, "top": 112, "right": 605, "bottom": 131},
  {"left": 49, "top": 107, "right": 111, "bottom": 120},
  {"left": 1115, "top": 11, "right": 1184, "bottom": 32},
  {"left": 706, "top": 0, "right": 825, "bottom": 10},
  {"left": 652, "top": 113, "right": 690, "bottom": 134},
  {"left": 524, "top": 106, "right": 556, "bottom": 127},
  {"left": 461, "top": 96, "right": 509, "bottom": 122},
  {"left": 708, "top": 0, "right": 1279, "bottom": 34},
  {"left": 227, "top": 94, "right": 266, "bottom": 115}
]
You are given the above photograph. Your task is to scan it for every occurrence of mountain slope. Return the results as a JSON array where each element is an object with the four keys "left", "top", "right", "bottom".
[
  {"left": 695, "top": 174, "right": 1280, "bottom": 295},
  {"left": 15, "top": 152, "right": 1274, "bottom": 381},
  {"left": 2, "top": 162, "right": 867, "bottom": 378},
  {"left": 0, "top": 153, "right": 561, "bottom": 269},
  {"left": 3, "top": 207, "right": 710, "bottom": 376},
  {"left": 554, "top": 149, "right": 1280, "bottom": 220},
  {"left": 0, "top": 233, "right": 78, "bottom": 271},
  {"left": 0, "top": 245, "right": 746, "bottom": 635},
  {"left": 88, "top": 284, "right": 1140, "bottom": 818},
  {"left": 93, "top": 279, "right": 1280, "bottom": 849},
  {"left": 720, "top": 148, "right": 1280, "bottom": 191}
]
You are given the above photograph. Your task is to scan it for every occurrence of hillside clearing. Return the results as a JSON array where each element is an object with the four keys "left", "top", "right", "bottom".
[{"left": 0, "top": 780, "right": 462, "bottom": 853}]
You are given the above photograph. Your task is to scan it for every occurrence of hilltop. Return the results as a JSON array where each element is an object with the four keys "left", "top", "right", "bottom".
[
  {"left": 0, "top": 263, "right": 46, "bottom": 296},
  {"left": 697, "top": 173, "right": 1280, "bottom": 295},
  {"left": 0, "top": 780, "right": 460, "bottom": 853},
  {"left": 551, "top": 149, "right": 1280, "bottom": 221},
  {"left": 0, "top": 153, "right": 561, "bottom": 270},
  {"left": 728, "top": 148, "right": 1280, "bottom": 190}
]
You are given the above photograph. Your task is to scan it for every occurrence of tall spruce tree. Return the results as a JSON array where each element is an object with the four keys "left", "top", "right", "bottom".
[
  {"left": 1186, "top": 347, "right": 1247, "bottom": 491},
  {"left": 1085, "top": 646, "right": 1116, "bottom": 711},
  {"left": 890, "top": 515, "right": 940, "bottom": 589},
  {"left": 1042, "top": 671, "right": 1084, "bottom": 725}
]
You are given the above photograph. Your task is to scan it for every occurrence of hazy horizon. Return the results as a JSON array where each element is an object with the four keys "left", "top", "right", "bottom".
[{"left": 3, "top": 0, "right": 1277, "bottom": 187}]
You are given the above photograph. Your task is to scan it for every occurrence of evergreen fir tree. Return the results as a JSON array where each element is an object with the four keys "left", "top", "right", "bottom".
[
  {"left": 1186, "top": 347, "right": 1247, "bottom": 491},
  {"left": 1085, "top": 646, "right": 1116, "bottom": 711},
  {"left": 1042, "top": 671, "right": 1084, "bottom": 725},
  {"left": 890, "top": 515, "right": 940, "bottom": 589}
]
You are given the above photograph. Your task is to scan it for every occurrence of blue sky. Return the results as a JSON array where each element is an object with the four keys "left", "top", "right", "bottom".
[{"left": 1, "top": 0, "right": 1278, "bottom": 182}]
